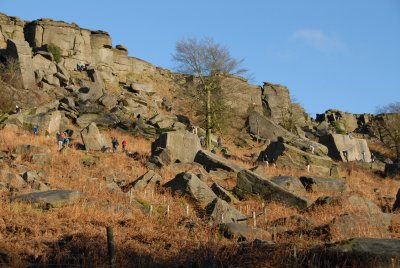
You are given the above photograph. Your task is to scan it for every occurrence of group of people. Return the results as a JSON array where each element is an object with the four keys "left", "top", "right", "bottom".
[
  {"left": 111, "top": 137, "right": 128, "bottom": 153},
  {"left": 56, "top": 131, "right": 70, "bottom": 151},
  {"left": 76, "top": 63, "right": 87, "bottom": 72}
]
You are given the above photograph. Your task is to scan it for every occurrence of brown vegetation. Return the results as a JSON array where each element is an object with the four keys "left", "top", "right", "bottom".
[{"left": 1, "top": 128, "right": 400, "bottom": 267}]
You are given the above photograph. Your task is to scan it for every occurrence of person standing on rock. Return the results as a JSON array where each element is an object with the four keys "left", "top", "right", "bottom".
[
  {"left": 199, "top": 136, "right": 205, "bottom": 147},
  {"left": 370, "top": 153, "right": 376, "bottom": 169},
  {"left": 112, "top": 137, "right": 119, "bottom": 152},
  {"left": 122, "top": 139, "right": 127, "bottom": 152}
]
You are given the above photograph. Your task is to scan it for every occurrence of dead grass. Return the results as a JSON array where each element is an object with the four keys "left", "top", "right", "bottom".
[{"left": 1, "top": 127, "right": 400, "bottom": 266}]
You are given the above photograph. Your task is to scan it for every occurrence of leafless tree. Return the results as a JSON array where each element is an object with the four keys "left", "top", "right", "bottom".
[
  {"left": 172, "top": 37, "right": 246, "bottom": 148},
  {"left": 375, "top": 102, "right": 400, "bottom": 161}
]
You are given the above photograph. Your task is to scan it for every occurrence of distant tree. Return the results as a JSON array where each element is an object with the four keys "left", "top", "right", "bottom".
[
  {"left": 172, "top": 37, "right": 246, "bottom": 149},
  {"left": 375, "top": 102, "right": 400, "bottom": 162}
]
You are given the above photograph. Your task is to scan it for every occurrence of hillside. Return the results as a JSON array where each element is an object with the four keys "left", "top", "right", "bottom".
[{"left": 1, "top": 12, "right": 400, "bottom": 267}]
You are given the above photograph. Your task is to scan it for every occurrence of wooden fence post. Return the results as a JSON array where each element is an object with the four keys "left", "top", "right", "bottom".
[{"left": 106, "top": 227, "right": 115, "bottom": 267}]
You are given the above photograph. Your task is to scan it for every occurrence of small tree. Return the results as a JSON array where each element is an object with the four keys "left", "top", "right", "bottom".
[
  {"left": 375, "top": 102, "right": 400, "bottom": 162},
  {"left": 172, "top": 37, "right": 246, "bottom": 149}
]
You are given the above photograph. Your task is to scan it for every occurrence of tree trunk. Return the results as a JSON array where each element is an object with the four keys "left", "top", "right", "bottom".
[{"left": 206, "top": 85, "right": 212, "bottom": 149}]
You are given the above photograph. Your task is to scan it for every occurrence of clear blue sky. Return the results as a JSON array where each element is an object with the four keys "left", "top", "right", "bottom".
[{"left": 2, "top": 0, "right": 400, "bottom": 115}]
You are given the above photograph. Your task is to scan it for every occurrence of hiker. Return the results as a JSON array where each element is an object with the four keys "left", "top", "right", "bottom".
[
  {"left": 217, "top": 136, "right": 222, "bottom": 147},
  {"left": 343, "top": 150, "right": 349, "bottom": 162},
  {"left": 199, "top": 136, "right": 205, "bottom": 147},
  {"left": 370, "top": 153, "right": 376, "bottom": 168},
  {"left": 347, "top": 132, "right": 353, "bottom": 139},
  {"left": 63, "top": 132, "right": 70, "bottom": 148},
  {"left": 33, "top": 126, "right": 39, "bottom": 136},
  {"left": 15, "top": 105, "right": 21, "bottom": 114},
  {"left": 362, "top": 151, "right": 366, "bottom": 162},
  {"left": 112, "top": 137, "right": 119, "bottom": 152},
  {"left": 262, "top": 154, "right": 269, "bottom": 167},
  {"left": 56, "top": 132, "right": 63, "bottom": 151},
  {"left": 122, "top": 139, "right": 127, "bottom": 152},
  {"left": 260, "top": 85, "right": 264, "bottom": 96}
]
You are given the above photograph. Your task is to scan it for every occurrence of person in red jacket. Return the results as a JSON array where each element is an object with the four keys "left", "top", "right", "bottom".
[{"left": 122, "top": 139, "right": 127, "bottom": 152}]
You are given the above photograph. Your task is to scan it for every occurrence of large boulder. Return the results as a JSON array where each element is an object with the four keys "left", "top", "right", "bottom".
[
  {"left": 80, "top": 122, "right": 107, "bottom": 151},
  {"left": 11, "top": 190, "right": 82, "bottom": 208},
  {"left": 308, "top": 238, "right": 400, "bottom": 268},
  {"left": 299, "top": 176, "right": 346, "bottom": 193},
  {"left": 130, "top": 82, "right": 156, "bottom": 96},
  {"left": 127, "top": 170, "right": 161, "bottom": 192},
  {"left": 319, "top": 134, "right": 371, "bottom": 162},
  {"left": 219, "top": 222, "right": 272, "bottom": 241},
  {"left": 261, "top": 82, "right": 291, "bottom": 123},
  {"left": 270, "top": 176, "right": 306, "bottom": 195},
  {"left": 194, "top": 150, "right": 243, "bottom": 174},
  {"left": 211, "top": 183, "right": 239, "bottom": 203},
  {"left": 264, "top": 142, "right": 334, "bottom": 177},
  {"left": 206, "top": 198, "right": 246, "bottom": 224},
  {"left": 151, "top": 131, "right": 201, "bottom": 165},
  {"left": 236, "top": 169, "right": 311, "bottom": 210},
  {"left": 4, "top": 39, "right": 36, "bottom": 89},
  {"left": 0, "top": 13, "right": 25, "bottom": 49},
  {"left": 23, "top": 111, "right": 63, "bottom": 134},
  {"left": 163, "top": 172, "right": 217, "bottom": 206}
]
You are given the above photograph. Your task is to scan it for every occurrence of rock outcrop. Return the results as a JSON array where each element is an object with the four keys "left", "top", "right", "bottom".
[
  {"left": 80, "top": 122, "right": 107, "bottom": 151},
  {"left": 319, "top": 134, "right": 371, "bottom": 162}
]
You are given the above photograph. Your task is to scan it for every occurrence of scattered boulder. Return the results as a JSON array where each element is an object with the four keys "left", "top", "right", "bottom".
[
  {"left": 270, "top": 176, "right": 306, "bottom": 195},
  {"left": 194, "top": 150, "right": 243, "bottom": 174},
  {"left": 236, "top": 169, "right": 311, "bottom": 210},
  {"left": 206, "top": 198, "right": 246, "bottom": 224},
  {"left": 164, "top": 172, "right": 217, "bottom": 206},
  {"left": 385, "top": 163, "right": 400, "bottom": 178},
  {"left": 299, "top": 176, "right": 346, "bottom": 193},
  {"left": 319, "top": 134, "right": 371, "bottom": 162},
  {"left": 219, "top": 222, "right": 272, "bottom": 242},
  {"left": 211, "top": 183, "right": 239, "bottom": 203},
  {"left": 151, "top": 131, "right": 201, "bottom": 166},
  {"left": 127, "top": 170, "right": 161, "bottom": 192},
  {"left": 130, "top": 83, "right": 156, "bottom": 96},
  {"left": 80, "top": 122, "right": 107, "bottom": 151},
  {"left": 11, "top": 190, "right": 82, "bottom": 208}
]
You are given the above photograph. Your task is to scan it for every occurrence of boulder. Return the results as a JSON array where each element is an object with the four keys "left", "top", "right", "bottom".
[
  {"left": 0, "top": 170, "right": 26, "bottom": 190},
  {"left": 205, "top": 198, "right": 246, "bottom": 224},
  {"left": 11, "top": 190, "right": 82, "bottom": 208},
  {"left": 164, "top": 172, "right": 217, "bottom": 206},
  {"left": 130, "top": 82, "right": 156, "bottom": 95},
  {"left": 236, "top": 169, "right": 311, "bottom": 210},
  {"left": 128, "top": 170, "right": 161, "bottom": 192},
  {"left": 151, "top": 131, "right": 201, "bottom": 165},
  {"left": 319, "top": 134, "right": 371, "bottom": 162},
  {"left": 299, "top": 176, "right": 346, "bottom": 193},
  {"left": 149, "top": 114, "right": 178, "bottom": 129},
  {"left": 23, "top": 111, "right": 62, "bottom": 134},
  {"left": 308, "top": 238, "right": 400, "bottom": 268},
  {"left": 385, "top": 163, "right": 400, "bottom": 178},
  {"left": 194, "top": 150, "right": 243, "bottom": 174},
  {"left": 211, "top": 183, "right": 239, "bottom": 203},
  {"left": 31, "top": 153, "right": 52, "bottom": 165},
  {"left": 99, "top": 94, "right": 118, "bottom": 110},
  {"left": 219, "top": 222, "right": 272, "bottom": 241},
  {"left": 261, "top": 82, "right": 291, "bottom": 123},
  {"left": 80, "top": 122, "right": 107, "bottom": 151},
  {"left": 264, "top": 142, "right": 334, "bottom": 177},
  {"left": 5, "top": 39, "right": 36, "bottom": 89},
  {"left": 270, "top": 176, "right": 306, "bottom": 195}
]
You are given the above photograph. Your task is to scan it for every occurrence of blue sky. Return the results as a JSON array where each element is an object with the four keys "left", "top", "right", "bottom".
[{"left": 2, "top": 0, "right": 400, "bottom": 115}]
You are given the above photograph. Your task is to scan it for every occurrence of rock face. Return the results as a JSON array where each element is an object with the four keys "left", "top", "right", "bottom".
[
  {"left": 5, "top": 39, "right": 36, "bottom": 89},
  {"left": 151, "top": 131, "right": 201, "bottom": 165},
  {"left": 261, "top": 82, "right": 291, "bottom": 123},
  {"left": 24, "top": 111, "right": 63, "bottom": 134},
  {"left": 205, "top": 198, "right": 246, "bottom": 224},
  {"left": 0, "top": 13, "right": 25, "bottom": 48},
  {"left": 236, "top": 169, "right": 311, "bottom": 210},
  {"left": 319, "top": 134, "right": 371, "bottom": 162},
  {"left": 12, "top": 190, "right": 82, "bottom": 208},
  {"left": 164, "top": 172, "right": 217, "bottom": 206},
  {"left": 316, "top": 109, "right": 359, "bottom": 132},
  {"left": 80, "top": 122, "right": 107, "bottom": 151}
]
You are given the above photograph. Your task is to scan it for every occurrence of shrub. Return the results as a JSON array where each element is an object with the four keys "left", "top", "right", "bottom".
[{"left": 48, "top": 43, "right": 62, "bottom": 63}]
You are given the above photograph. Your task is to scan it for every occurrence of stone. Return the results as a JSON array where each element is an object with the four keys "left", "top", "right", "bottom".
[
  {"left": 211, "top": 183, "right": 239, "bottom": 203},
  {"left": 11, "top": 190, "right": 82, "bottom": 208},
  {"left": 23, "top": 111, "right": 62, "bottom": 134},
  {"left": 0, "top": 170, "right": 26, "bottom": 190},
  {"left": 5, "top": 39, "right": 36, "bottom": 89},
  {"left": 31, "top": 153, "right": 52, "bottom": 165},
  {"left": 270, "top": 176, "right": 306, "bottom": 195},
  {"left": 32, "top": 54, "right": 57, "bottom": 76},
  {"left": 299, "top": 176, "right": 346, "bottom": 193},
  {"left": 151, "top": 131, "right": 201, "bottom": 165},
  {"left": 164, "top": 172, "right": 217, "bottom": 206},
  {"left": 319, "top": 134, "right": 372, "bottom": 162},
  {"left": 130, "top": 82, "right": 156, "bottom": 95},
  {"left": 194, "top": 150, "right": 243, "bottom": 174},
  {"left": 219, "top": 222, "right": 271, "bottom": 241},
  {"left": 308, "top": 238, "right": 400, "bottom": 268},
  {"left": 128, "top": 170, "right": 161, "bottom": 192},
  {"left": 80, "top": 122, "right": 107, "bottom": 151},
  {"left": 385, "top": 163, "right": 400, "bottom": 178},
  {"left": 149, "top": 114, "right": 178, "bottom": 129},
  {"left": 205, "top": 198, "right": 246, "bottom": 224},
  {"left": 115, "top": 44, "right": 128, "bottom": 52},
  {"left": 236, "top": 169, "right": 311, "bottom": 210},
  {"left": 261, "top": 82, "right": 291, "bottom": 123},
  {"left": 264, "top": 142, "right": 333, "bottom": 176},
  {"left": 99, "top": 94, "right": 118, "bottom": 110}
]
